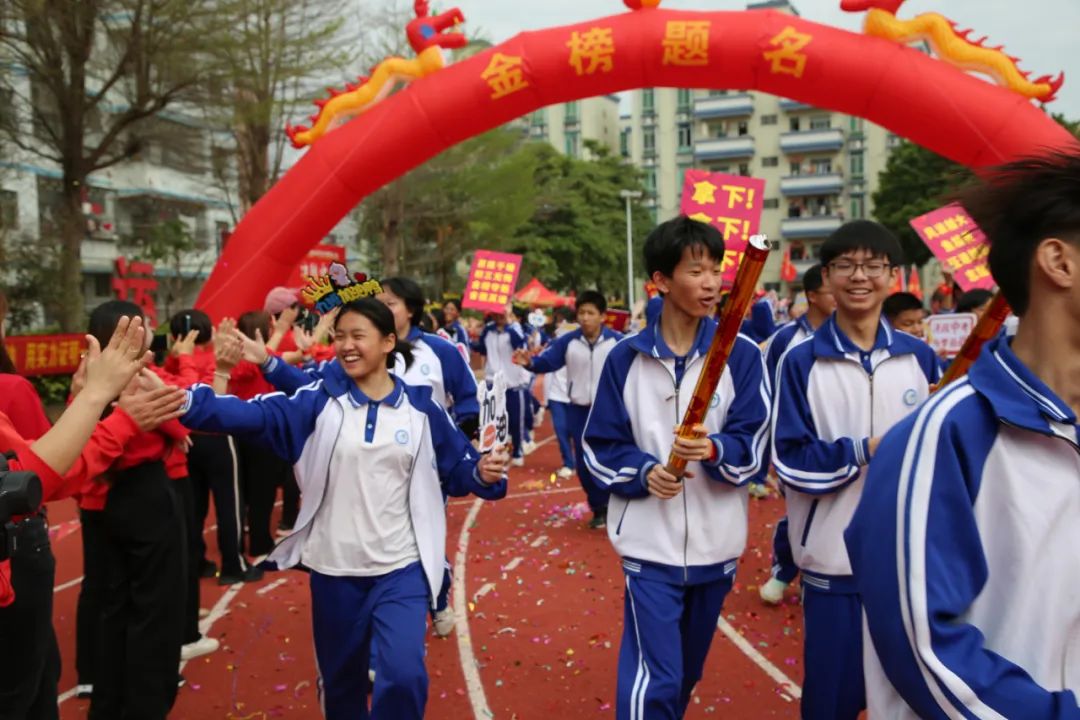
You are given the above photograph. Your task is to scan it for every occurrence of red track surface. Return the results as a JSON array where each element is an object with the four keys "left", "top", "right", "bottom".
[{"left": 50, "top": 420, "right": 806, "bottom": 719}]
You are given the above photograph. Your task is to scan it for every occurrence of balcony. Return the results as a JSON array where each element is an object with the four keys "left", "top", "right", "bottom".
[
  {"left": 780, "top": 98, "right": 813, "bottom": 112},
  {"left": 780, "top": 173, "right": 844, "bottom": 197},
  {"left": 791, "top": 255, "right": 820, "bottom": 277},
  {"left": 781, "top": 215, "right": 843, "bottom": 239},
  {"left": 780, "top": 128, "right": 844, "bottom": 154},
  {"left": 693, "top": 93, "right": 753, "bottom": 119},
  {"left": 694, "top": 136, "right": 754, "bottom": 161}
]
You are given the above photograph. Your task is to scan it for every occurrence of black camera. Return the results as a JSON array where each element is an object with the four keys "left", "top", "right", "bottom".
[{"left": 0, "top": 454, "right": 43, "bottom": 561}]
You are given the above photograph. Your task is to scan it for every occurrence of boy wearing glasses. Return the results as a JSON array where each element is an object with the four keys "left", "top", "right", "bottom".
[{"left": 770, "top": 220, "right": 940, "bottom": 720}]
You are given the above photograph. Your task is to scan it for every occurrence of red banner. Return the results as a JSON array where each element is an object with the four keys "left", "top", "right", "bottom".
[
  {"left": 909, "top": 204, "right": 994, "bottom": 293},
  {"left": 604, "top": 309, "right": 630, "bottom": 333},
  {"left": 6, "top": 334, "right": 86, "bottom": 376},
  {"left": 679, "top": 170, "right": 767, "bottom": 287},
  {"left": 288, "top": 244, "right": 348, "bottom": 288},
  {"left": 462, "top": 250, "right": 523, "bottom": 313}
]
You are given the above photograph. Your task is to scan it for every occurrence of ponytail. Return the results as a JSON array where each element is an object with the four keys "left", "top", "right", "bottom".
[{"left": 390, "top": 338, "right": 414, "bottom": 370}]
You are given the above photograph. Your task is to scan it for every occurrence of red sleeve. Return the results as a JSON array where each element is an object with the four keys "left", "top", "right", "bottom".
[
  {"left": 151, "top": 357, "right": 199, "bottom": 389},
  {"left": 46, "top": 410, "right": 141, "bottom": 502},
  {"left": 277, "top": 330, "right": 298, "bottom": 354},
  {"left": 0, "top": 376, "right": 51, "bottom": 441},
  {"left": 0, "top": 560, "right": 12, "bottom": 607},
  {"left": 311, "top": 344, "right": 335, "bottom": 362},
  {"left": 156, "top": 418, "right": 189, "bottom": 442}
]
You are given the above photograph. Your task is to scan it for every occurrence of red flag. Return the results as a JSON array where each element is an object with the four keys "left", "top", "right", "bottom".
[
  {"left": 780, "top": 247, "right": 797, "bottom": 283},
  {"left": 889, "top": 265, "right": 904, "bottom": 294},
  {"left": 908, "top": 266, "right": 923, "bottom": 300}
]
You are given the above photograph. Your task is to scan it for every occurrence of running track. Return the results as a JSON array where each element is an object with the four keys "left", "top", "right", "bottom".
[{"left": 50, "top": 420, "right": 806, "bottom": 718}]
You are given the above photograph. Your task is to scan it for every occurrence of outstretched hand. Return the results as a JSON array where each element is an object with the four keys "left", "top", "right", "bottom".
[
  {"left": 116, "top": 383, "right": 186, "bottom": 432},
  {"left": 478, "top": 444, "right": 511, "bottom": 484},
  {"left": 83, "top": 316, "right": 150, "bottom": 405}
]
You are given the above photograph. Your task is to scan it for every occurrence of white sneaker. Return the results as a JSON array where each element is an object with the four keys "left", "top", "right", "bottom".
[
  {"left": 181, "top": 636, "right": 221, "bottom": 660},
  {"left": 759, "top": 577, "right": 788, "bottom": 605},
  {"left": 433, "top": 607, "right": 456, "bottom": 637},
  {"left": 75, "top": 684, "right": 93, "bottom": 699},
  {"left": 535, "top": 407, "right": 545, "bottom": 425},
  {"left": 198, "top": 607, "right": 210, "bottom": 620},
  {"left": 511, "top": 457, "right": 525, "bottom": 467},
  {"left": 522, "top": 440, "right": 537, "bottom": 455},
  {"left": 556, "top": 466, "right": 574, "bottom": 479}
]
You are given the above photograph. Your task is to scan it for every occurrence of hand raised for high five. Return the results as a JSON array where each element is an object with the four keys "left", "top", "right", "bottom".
[
  {"left": 116, "top": 382, "right": 186, "bottom": 432},
  {"left": 82, "top": 316, "right": 151, "bottom": 405}
]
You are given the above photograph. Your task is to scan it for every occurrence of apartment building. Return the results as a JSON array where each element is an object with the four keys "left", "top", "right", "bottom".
[
  {"left": 523, "top": 95, "right": 622, "bottom": 159},
  {"left": 617, "top": 0, "right": 900, "bottom": 289}
]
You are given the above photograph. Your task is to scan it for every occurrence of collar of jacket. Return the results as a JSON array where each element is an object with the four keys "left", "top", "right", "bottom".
[
  {"left": 319, "top": 359, "right": 406, "bottom": 410},
  {"left": 627, "top": 314, "right": 715, "bottom": 361},
  {"left": 968, "top": 334, "right": 1077, "bottom": 434},
  {"left": 811, "top": 313, "right": 896, "bottom": 359}
]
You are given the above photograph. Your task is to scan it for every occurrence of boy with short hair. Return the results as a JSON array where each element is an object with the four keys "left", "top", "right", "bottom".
[
  {"left": 758, "top": 263, "right": 835, "bottom": 604},
  {"left": 847, "top": 154, "right": 1080, "bottom": 718},
  {"left": 883, "top": 291, "right": 927, "bottom": 338},
  {"left": 771, "top": 220, "right": 940, "bottom": 720},
  {"left": 583, "top": 216, "right": 769, "bottom": 718},
  {"left": 515, "top": 290, "right": 622, "bottom": 529}
]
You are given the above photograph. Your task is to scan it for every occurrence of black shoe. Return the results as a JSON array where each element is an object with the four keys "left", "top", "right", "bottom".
[
  {"left": 217, "top": 565, "right": 264, "bottom": 586},
  {"left": 588, "top": 511, "right": 607, "bottom": 530},
  {"left": 277, "top": 521, "right": 294, "bottom": 532},
  {"left": 199, "top": 559, "right": 217, "bottom": 579}
]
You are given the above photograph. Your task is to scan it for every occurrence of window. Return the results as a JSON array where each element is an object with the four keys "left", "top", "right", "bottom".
[
  {"left": 620, "top": 128, "right": 631, "bottom": 158},
  {"left": 565, "top": 131, "right": 580, "bottom": 157},
  {"left": 849, "top": 116, "right": 864, "bottom": 133},
  {"left": 677, "top": 88, "right": 691, "bottom": 111},
  {"left": 642, "top": 89, "right": 655, "bottom": 112},
  {"left": 216, "top": 221, "right": 231, "bottom": 252},
  {"left": 92, "top": 274, "right": 112, "bottom": 298},
  {"left": 811, "top": 158, "right": 832, "bottom": 174},
  {"left": 789, "top": 117, "right": 801, "bottom": 132},
  {"left": 565, "top": 101, "right": 578, "bottom": 122},
  {"left": 0, "top": 190, "right": 17, "bottom": 229},
  {"left": 738, "top": 163, "right": 750, "bottom": 177},
  {"left": 762, "top": 156, "right": 779, "bottom": 167},
  {"left": 645, "top": 170, "right": 657, "bottom": 194},
  {"left": 678, "top": 162, "right": 692, "bottom": 193},
  {"left": 211, "top": 146, "right": 231, "bottom": 178},
  {"left": 530, "top": 110, "right": 545, "bottom": 127},
  {"left": 851, "top": 196, "right": 866, "bottom": 220},
  {"left": 677, "top": 122, "right": 692, "bottom": 151},
  {"left": 643, "top": 128, "right": 656, "bottom": 154},
  {"left": 763, "top": 198, "right": 780, "bottom": 209},
  {"left": 790, "top": 163, "right": 802, "bottom": 176},
  {"left": 809, "top": 115, "right": 832, "bottom": 130},
  {"left": 850, "top": 151, "right": 864, "bottom": 176},
  {"left": 709, "top": 89, "right": 728, "bottom": 97},
  {"left": 760, "top": 114, "right": 778, "bottom": 125},
  {"left": 737, "top": 120, "right": 749, "bottom": 136}
]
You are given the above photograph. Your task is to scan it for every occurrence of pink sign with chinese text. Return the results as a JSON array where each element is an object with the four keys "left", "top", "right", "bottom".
[
  {"left": 679, "top": 169, "right": 766, "bottom": 287},
  {"left": 288, "top": 244, "right": 347, "bottom": 288},
  {"left": 462, "top": 251, "right": 523, "bottom": 313},
  {"left": 909, "top": 204, "right": 994, "bottom": 292}
]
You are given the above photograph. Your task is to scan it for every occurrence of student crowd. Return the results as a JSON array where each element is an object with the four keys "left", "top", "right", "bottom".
[{"left": 0, "top": 153, "right": 1077, "bottom": 720}]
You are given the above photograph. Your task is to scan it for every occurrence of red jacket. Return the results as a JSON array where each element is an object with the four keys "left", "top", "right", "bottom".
[
  {"left": 0, "top": 408, "right": 141, "bottom": 607},
  {"left": 0, "top": 374, "right": 51, "bottom": 441},
  {"left": 163, "top": 346, "right": 215, "bottom": 386},
  {"left": 228, "top": 359, "right": 275, "bottom": 400},
  {"left": 75, "top": 418, "right": 190, "bottom": 510}
]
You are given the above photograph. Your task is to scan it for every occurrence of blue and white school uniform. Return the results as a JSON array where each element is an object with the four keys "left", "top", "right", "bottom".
[
  {"left": 759, "top": 314, "right": 816, "bottom": 585},
  {"left": 396, "top": 327, "right": 479, "bottom": 430},
  {"left": 444, "top": 319, "right": 469, "bottom": 347},
  {"left": 475, "top": 321, "right": 532, "bottom": 457},
  {"left": 178, "top": 363, "right": 506, "bottom": 720},
  {"left": 846, "top": 335, "right": 1080, "bottom": 720},
  {"left": 583, "top": 316, "right": 769, "bottom": 719},
  {"left": 530, "top": 326, "right": 623, "bottom": 514},
  {"left": 771, "top": 315, "right": 940, "bottom": 720},
  {"left": 544, "top": 324, "right": 577, "bottom": 470}
]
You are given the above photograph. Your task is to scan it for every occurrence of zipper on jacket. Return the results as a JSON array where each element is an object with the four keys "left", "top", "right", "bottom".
[
  {"left": 615, "top": 501, "right": 630, "bottom": 535},
  {"left": 800, "top": 499, "right": 819, "bottom": 547},
  {"left": 674, "top": 371, "right": 690, "bottom": 583}
]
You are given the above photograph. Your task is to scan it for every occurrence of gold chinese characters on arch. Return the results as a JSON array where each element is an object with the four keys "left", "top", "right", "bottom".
[
  {"left": 481, "top": 53, "right": 529, "bottom": 100},
  {"left": 567, "top": 27, "right": 615, "bottom": 76},
  {"left": 763, "top": 26, "right": 813, "bottom": 78},
  {"left": 662, "top": 21, "right": 710, "bottom": 67}
]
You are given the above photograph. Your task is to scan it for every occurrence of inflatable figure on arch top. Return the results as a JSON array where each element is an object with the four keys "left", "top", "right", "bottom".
[
  {"left": 842, "top": 0, "right": 1063, "bottom": 102},
  {"left": 285, "top": 1, "right": 466, "bottom": 148},
  {"left": 196, "top": 0, "right": 1079, "bottom": 322}
]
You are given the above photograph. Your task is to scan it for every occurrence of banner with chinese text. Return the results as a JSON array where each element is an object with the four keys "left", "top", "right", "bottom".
[
  {"left": 604, "top": 309, "right": 630, "bottom": 333},
  {"left": 926, "top": 313, "right": 977, "bottom": 358},
  {"left": 288, "top": 244, "right": 348, "bottom": 289},
  {"left": 7, "top": 334, "right": 86, "bottom": 376},
  {"left": 679, "top": 170, "right": 767, "bottom": 287},
  {"left": 909, "top": 204, "right": 994, "bottom": 292},
  {"left": 462, "top": 251, "right": 523, "bottom": 313}
]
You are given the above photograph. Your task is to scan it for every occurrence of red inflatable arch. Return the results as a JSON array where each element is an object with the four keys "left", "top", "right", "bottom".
[{"left": 196, "top": 7, "right": 1079, "bottom": 319}]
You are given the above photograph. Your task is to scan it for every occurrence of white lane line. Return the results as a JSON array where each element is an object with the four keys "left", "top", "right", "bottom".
[
  {"left": 501, "top": 557, "right": 523, "bottom": 572},
  {"left": 255, "top": 577, "right": 288, "bottom": 596},
  {"left": 452, "top": 497, "right": 492, "bottom": 719},
  {"left": 716, "top": 616, "right": 802, "bottom": 700},
  {"left": 54, "top": 576, "right": 84, "bottom": 594},
  {"left": 529, "top": 535, "right": 548, "bottom": 548},
  {"left": 448, "top": 486, "right": 580, "bottom": 507}
]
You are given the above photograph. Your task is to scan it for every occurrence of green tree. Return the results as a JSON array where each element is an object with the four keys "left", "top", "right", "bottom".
[
  {"left": 125, "top": 217, "right": 206, "bottom": 319},
  {"left": 871, "top": 141, "right": 972, "bottom": 267},
  {"left": 0, "top": 0, "right": 219, "bottom": 331},
  {"left": 512, "top": 140, "right": 651, "bottom": 299}
]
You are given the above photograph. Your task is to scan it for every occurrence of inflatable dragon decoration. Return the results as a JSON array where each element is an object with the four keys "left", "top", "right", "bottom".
[
  {"left": 842, "top": 0, "right": 1063, "bottom": 103},
  {"left": 286, "top": 1, "right": 467, "bottom": 149}
]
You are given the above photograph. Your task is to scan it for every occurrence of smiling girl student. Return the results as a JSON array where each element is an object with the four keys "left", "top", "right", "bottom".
[{"left": 177, "top": 298, "right": 509, "bottom": 720}]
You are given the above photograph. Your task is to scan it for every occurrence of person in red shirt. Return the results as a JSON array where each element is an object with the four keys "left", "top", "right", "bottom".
[{"left": 0, "top": 315, "right": 184, "bottom": 720}]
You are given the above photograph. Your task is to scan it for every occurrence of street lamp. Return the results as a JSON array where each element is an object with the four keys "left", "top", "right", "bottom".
[{"left": 620, "top": 189, "right": 643, "bottom": 311}]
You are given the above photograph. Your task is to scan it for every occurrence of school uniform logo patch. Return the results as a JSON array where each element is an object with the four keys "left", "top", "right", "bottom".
[
  {"left": 903, "top": 389, "right": 919, "bottom": 407},
  {"left": 420, "top": 363, "right": 431, "bottom": 376},
  {"left": 710, "top": 392, "right": 720, "bottom": 409},
  {"left": 395, "top": 429, "right": 410, "bottom": 445}
]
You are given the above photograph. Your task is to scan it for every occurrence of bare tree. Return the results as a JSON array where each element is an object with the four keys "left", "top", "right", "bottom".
[{"left": 0, "top": 0, "right": 219, "bottom": 330}]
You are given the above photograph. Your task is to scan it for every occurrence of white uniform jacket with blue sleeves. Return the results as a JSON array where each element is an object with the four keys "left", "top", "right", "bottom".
[
  {"left": 582, "top": 316, "right": 770, "bottom": 584},
  {"left": 845, "top": 335, "right": 1080, "bottom": 719},
  {"left": 529, "top": 326, "right": 623, "bottom": 407},
  {"left": 178, "top": 363, "right": 506, "bottom": 606},
  {"left": 475, "top": 321, "right": 530, "bottom": 387},
  {"left": 771, "top": 315, "right": 940, "bottom": 580},
  {"left": 763, "top": 315, "right": 814, "bottom": 389}
]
